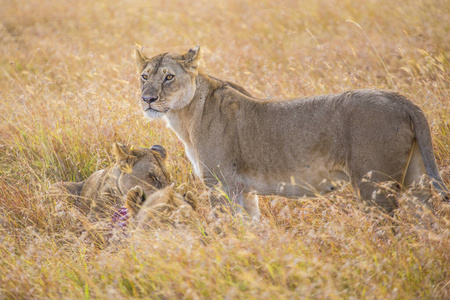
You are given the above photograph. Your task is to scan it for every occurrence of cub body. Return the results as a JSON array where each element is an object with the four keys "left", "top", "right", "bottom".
[
  {"left": 49, "top": 143, "right": 171, "bottom": 217},
  {"left": 125, "top": 185, "right": 198, "bottom": 229}
]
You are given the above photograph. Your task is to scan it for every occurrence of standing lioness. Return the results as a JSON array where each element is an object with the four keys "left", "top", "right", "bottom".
[{"left": 135, "top": 46, "right": 448, "bottom": 218}]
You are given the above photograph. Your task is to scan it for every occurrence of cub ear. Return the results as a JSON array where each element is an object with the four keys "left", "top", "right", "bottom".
[
  {"left": 112, "top": 143, "right": 132, "bottom": 163},
  {"left": 150, "top": 145, "right": 167, "bottom": 160},
  {"left": 180, "top": 46, "right": 201, "bottom": 72},
  {"left": 135, "top": 47, "right": 149, "bottom": 72},
  {"left": 183, "top": 191, "right": 198, "bottom": 211},
  {"left": 125, "top": 186, "right": 145, "bottom": 218}
]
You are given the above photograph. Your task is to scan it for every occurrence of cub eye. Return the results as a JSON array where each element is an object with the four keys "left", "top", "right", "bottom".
[
  {"left": 141, "top": 74, "right": 149, "bottom": 80},
  {"left": 165, "top": 74, "right": 174, "bottom": 81}
]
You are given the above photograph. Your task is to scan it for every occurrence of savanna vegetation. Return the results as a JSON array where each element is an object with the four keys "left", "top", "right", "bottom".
[{"left": 0, "top": 0, "right": 449, "bottom": 298}]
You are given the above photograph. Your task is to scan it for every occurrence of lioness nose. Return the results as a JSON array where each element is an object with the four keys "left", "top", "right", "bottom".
[{"left": 142, "top": 96, "right": 158, "bottom": 103}]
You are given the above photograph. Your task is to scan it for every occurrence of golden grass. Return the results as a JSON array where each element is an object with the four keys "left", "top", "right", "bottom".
[{"left": 0, "top": 0, "right": 449, "bottom": 298}]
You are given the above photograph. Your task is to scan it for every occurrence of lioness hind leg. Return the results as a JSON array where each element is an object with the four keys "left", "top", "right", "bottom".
[
  {"left": 350, "top": 149, "right": 410, "bottom": 214},
  {"left": 48, "top": 181, "right": 84, "bottom": 197},
  {"left": 403, "top": 142, "right": 433, "bottom": 209},
  {"left": 48, "top": 181, "right": 88, "bottom": 211},
  {"left": 354, "top": 172, "right": 401, "bottom": 215},
  {"left": 349, "top": 121, "right": 415, "bottom": 214}
]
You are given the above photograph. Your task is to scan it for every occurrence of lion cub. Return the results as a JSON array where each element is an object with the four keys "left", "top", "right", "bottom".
[
  {"left": 125, "top": 184, "right": 198, "bottom": 230},
  {"left": 49, "top": 143, "right": 171, "bottom": 218}
]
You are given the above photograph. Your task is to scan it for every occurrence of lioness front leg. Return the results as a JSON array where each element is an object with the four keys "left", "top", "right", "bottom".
[
  {"left": 205, "top": 179, "right": 259, "bottom": 220},
  {"left": 242, "top": 191, "right": 260, "bottom": 221}
]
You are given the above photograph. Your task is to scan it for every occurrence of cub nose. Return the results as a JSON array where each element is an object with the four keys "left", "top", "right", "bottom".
[{"left": 142, "top": 96, "right": 158, "bottom": 103}]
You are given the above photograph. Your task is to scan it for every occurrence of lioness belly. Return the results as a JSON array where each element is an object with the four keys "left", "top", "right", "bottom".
[{"left": 240, "top": 165, "right": 349, "bottom": 198}]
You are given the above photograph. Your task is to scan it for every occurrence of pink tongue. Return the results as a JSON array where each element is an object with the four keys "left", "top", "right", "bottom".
[{"left": 111, "top": 206, "right": 129, "bottom": 228}]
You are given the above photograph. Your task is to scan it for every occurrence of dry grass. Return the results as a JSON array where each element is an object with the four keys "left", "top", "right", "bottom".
[{"left": 1, "top": 0, "right": 449, "bottom": 298}]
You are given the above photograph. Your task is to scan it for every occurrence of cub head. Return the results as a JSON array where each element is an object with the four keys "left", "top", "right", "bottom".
[
  {"left": 112, "top": 143, "right": 171, "bottom": 198},
  {"left": 135, "top": 46, "right": 202, "bottom": 119},
  {"left": 125, "top": 185, "right": 199, "bottom": 229}
]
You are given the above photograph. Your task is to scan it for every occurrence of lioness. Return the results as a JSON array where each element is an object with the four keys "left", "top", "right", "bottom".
[
  {"left": 125, "top": 184, "right": 198, "bottom": 230},
  {"left": 134, "top": 46, "right": 449, "bottom": 218},
  {"left": 49, "top": 143, "right": 171, "bottom": 217}
]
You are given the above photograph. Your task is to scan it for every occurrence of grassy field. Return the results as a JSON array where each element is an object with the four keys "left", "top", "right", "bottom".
[{"left": 1, "top": 0, "right": 449, "bottom": 298}]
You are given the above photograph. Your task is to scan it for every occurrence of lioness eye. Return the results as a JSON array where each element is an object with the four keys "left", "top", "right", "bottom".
[
  {"left": 165, "top": 74, "right": 174, "bottom": 81},
  {"left": 141, "top": 74, "right": 148, "bottom": 80}
]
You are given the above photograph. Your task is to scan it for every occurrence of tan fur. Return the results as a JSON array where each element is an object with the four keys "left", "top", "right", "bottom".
[
  {"left": 125, "top": 185, "right": 198, "bottom": 229},
  {"left": 135, "top": 47, "right": 449, "bottom": 218},
  {"left": 49, "top": 143, "right": 171, "bottom": 218}
]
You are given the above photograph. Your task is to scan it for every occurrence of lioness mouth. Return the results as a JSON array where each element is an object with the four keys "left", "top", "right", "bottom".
[
  {"left": 145, "top": 106, "right": 169, "bottom": 113},
  {"left": 145, "top": 107, "right": 160, "bottom": 112}
]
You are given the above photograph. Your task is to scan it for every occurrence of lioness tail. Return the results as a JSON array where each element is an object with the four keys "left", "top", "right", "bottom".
[{"left": 402, "top": 94, "right": 449, "bottom": 198}]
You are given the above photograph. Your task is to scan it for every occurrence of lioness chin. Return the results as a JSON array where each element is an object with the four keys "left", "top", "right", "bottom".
[{"left": 134, "top": 46, "right": 449, "bottom": 219}]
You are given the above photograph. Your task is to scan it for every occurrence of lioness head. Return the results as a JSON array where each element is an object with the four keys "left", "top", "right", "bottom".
[
  {"left": 135, "top": 46, "right": 202, "bottom": 119},
  {"left": 112, "top": 143, "right": 171, "bottom": 198}
]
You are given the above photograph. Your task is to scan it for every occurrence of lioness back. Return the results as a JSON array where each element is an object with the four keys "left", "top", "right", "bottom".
[{"left": 134, "top": 46, "right": 449, "bottom": 217}]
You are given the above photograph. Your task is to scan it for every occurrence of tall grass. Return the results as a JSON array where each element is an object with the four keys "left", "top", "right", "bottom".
[{"left": 0, "top": 0, "right": 449, "bottom": 298}]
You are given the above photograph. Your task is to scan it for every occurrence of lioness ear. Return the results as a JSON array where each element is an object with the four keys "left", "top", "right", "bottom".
[
  {"left": 180, "top": 46, "right": 201, "bottom": 72},
  {"left": 135, "top": 47, "right": 148, "bottom": 72},
  {"left": 112, "top": 143, "right": 132, "bottom": 163},
  {"left": 150, "top": 145, "right": 167, "bottom": 160}
]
